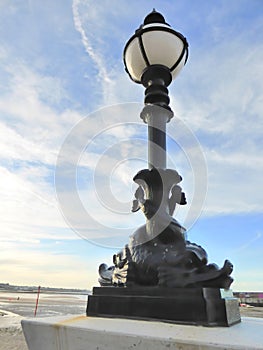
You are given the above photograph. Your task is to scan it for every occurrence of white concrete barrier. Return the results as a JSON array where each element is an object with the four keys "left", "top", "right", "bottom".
[{"left": 22, "top": 315, "right": 263, "bottom": 350}]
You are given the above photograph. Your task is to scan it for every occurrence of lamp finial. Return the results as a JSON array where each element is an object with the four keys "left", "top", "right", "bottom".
[{"left": 143, "top": 9, "right": 167, "bottom": 25}]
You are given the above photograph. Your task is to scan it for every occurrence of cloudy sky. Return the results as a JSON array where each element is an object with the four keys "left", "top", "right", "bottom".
[{"left": 0, "top": 0, "right": 262, "bottom": 291}]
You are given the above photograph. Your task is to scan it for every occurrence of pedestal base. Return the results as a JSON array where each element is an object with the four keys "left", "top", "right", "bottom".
[
  {"left": 87, "top": 287, "right": 241, "bottom": 327},
  {"left": 22, "top": 315, "right": 263, "bottom": 350}
]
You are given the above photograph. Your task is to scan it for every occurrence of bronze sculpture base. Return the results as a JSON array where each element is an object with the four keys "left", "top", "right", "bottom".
[{"left": 87, "top": 287, "right": 241, "bottom": 327}]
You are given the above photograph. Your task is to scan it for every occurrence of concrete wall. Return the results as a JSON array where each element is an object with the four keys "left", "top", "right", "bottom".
[{"left": 22, "top": 314, "right": 263, "bottom": 350}]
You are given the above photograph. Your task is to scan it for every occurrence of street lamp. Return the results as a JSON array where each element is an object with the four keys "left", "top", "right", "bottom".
[
  {"left": 123, "top": 9, "right": 188, "bottom": 169},
  {"left": 123, "top": 9, "right": 188, "bottom": 86},
  {"left": 87, "top": 10, "right": 240, "bottom": 327}
]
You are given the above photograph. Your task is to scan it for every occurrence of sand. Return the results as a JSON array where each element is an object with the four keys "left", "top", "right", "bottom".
[
  {"left": 0, "top": 310, "right": 27, "bottom": 350},
  {"left": 0, "top": 329, "right": 27, "bottom": 350},
  {"left": 239, "top": 305, "right": 263, "bottom": 319}
]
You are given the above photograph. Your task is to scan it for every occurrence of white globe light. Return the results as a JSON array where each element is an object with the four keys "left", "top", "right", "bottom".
[{"left": 123, "top": 10, "right": 188, "bottom": 84}]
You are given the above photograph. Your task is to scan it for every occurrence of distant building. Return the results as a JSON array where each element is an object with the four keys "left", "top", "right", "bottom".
[{"left": 234, "top": 292, "right": 263, "bottom": 306}]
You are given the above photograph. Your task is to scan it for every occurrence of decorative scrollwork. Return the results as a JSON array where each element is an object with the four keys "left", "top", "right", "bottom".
[{"left": 99, "top": 168, "right": 234, "bottom": 289}]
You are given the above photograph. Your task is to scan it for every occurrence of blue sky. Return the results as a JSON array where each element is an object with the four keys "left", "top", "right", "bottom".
[{"left": 0, "top": 0, "right": 262, "bottom": 291}]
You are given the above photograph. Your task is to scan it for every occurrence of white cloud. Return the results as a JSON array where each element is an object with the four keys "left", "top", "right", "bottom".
[
  {"left": 167, "top": 29, "right": 263, "bottom": 218},
  {"left": 0, "top": 122, "right": 56, "bottom": 165},
  {"left": 0, "top": 60, "right": 85, "bottom": 246},
  {"left": 0, "top": 245, "right": 98, "bottom": 289},
  {"left": 0, "top": 165, "right": 73, "bottom": 242},
  {"left": 1, "top": 63, "right": 80, "bottom": 127},
  {"left": 197, "top": 146, "right": 263, "bottom": 216},
  {"left": 174, "top": 39, "right": 263, "bottom": 135}
]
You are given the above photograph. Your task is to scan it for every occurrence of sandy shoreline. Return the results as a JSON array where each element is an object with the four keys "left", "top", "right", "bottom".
[
  {"left": 0, "top": 292, "right": 87, "bottom": 350},
  {"left": 0, "top": 292, "right": 87, "bottom": 318}
]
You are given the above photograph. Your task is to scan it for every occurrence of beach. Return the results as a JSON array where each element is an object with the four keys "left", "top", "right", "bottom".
[
  {"left": 0, "top": 291, "right": 262, "bottom": 350},
  {"left": 0, "top": 292, "right": 87, "bottom": 350}
]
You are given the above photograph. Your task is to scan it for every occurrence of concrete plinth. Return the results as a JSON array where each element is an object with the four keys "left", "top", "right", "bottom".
[{"left": 22, "top": 315, "right": 263, "bottom": 350}]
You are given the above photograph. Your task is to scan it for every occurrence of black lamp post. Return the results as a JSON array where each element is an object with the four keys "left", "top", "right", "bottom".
[
  {"left": 123, "top": 9, "right": 188, "bottom": 169},
  {"left": 87, "top": 10, "right": 240, "bottom": 327}
]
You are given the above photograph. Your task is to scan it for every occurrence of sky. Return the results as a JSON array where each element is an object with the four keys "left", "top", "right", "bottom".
[{"left": 0, "top": 0, "right": 262, "bottom": 291}]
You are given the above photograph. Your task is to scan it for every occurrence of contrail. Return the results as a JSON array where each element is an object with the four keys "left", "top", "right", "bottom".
[
  {"left": 72, "top": 0, "right": 113, "bottom": 102},
  {"left": 233, "top": 231, "right": 262, "bottom": 253}
]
